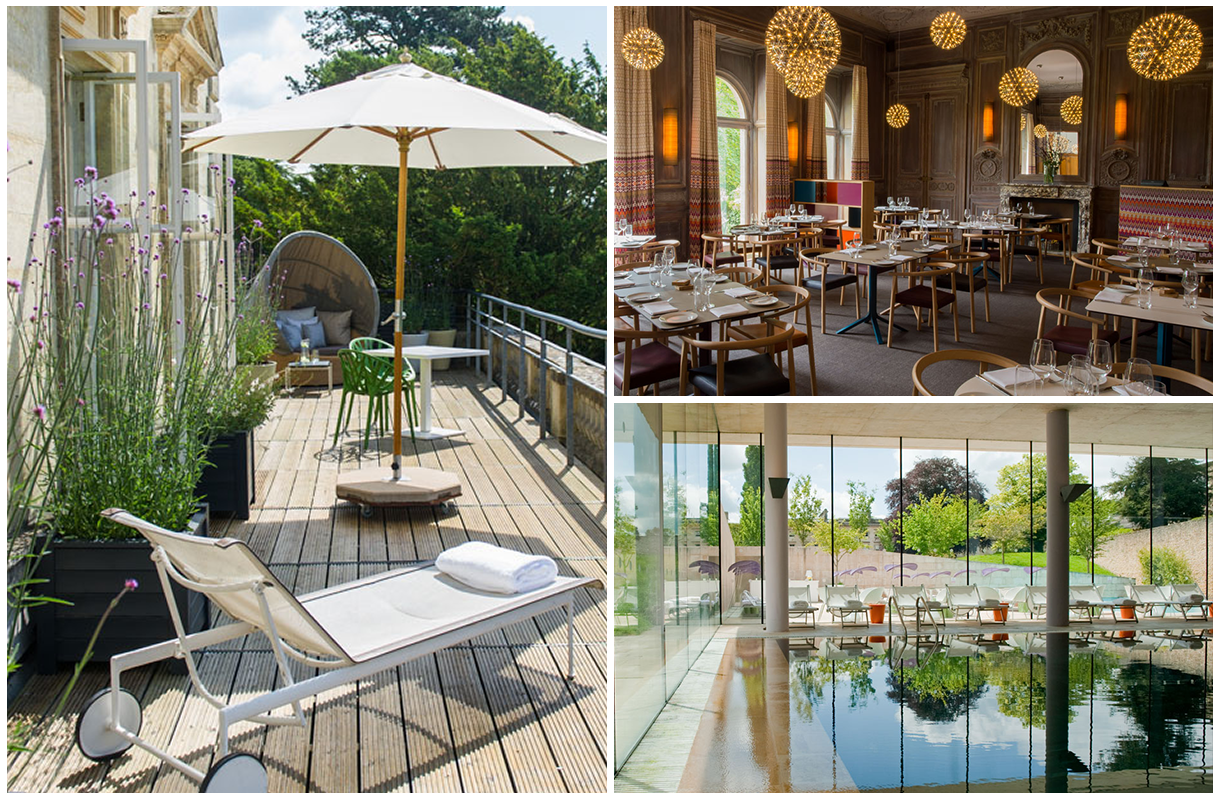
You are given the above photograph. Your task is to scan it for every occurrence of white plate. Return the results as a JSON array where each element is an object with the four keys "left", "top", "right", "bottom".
[
  {"left": 712, "top": 274, "right": 729, "bottom": 282},
  {"left": 661, "top": 311, "right": 698, "bottom": 325},
  {"left": 914, "top": 248, "right": 937, "bottom": 253},
  {"left": 628, "top": 292, "right": 660, "bottom": 303},
  {"left": 746, "top": 295, "right": 780, "bottom": 306},
  {"left": 874, "top": 260, "right": 897, "bottom": 266},
  {"left": 1109, "top": 284, "right": 1137, "bottom": 294}
]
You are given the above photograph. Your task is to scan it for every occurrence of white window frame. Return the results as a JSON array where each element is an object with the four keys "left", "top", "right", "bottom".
[{"left": 715, "top": 72, "right": 754, "bottom": 231}]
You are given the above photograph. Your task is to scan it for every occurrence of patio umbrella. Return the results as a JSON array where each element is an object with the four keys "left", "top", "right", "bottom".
[
  {"left": 982, "top": 567, "right": 1011, "bottom": 576},
  {"left": 184, "top": 51, "right": 606, "bottom": 488},
  {"left": 689, "top": 560, "right": 720, "bottom": 575},
  {"left": 857, "top": 565, "right": 878, "bottom": 573},
  {"left": 727, "top": 560, "right": 761, "bottom": 575}
]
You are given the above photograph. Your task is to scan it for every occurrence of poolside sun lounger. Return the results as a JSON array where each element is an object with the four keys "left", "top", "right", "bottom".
[
  {"left": 789, "top": 586, "right": 817, "bottom": 626},
  {"left": 1168, "top": 583, "right": 1212, "bottom": 620},
  {"left": 946, "top": 585, "right": 1007, "bottom": 624},
  {"left": 1126, "top": 585, "right": 1173, "bottom": 618},
  {"left": 890, "top": 584, "right": 947, "bottom": 628},
  {"left": 1027, "top": 586, "right": 1049, "bottom": 619},
  {"left": 75, "top": 509, "right": 598, "bottom": 792},
  {"left": 1069, "top": 585, "right": 1139, "bottom": 622},
  {"left": 825, "top": 585, "right": 869, "bottom": 627}
]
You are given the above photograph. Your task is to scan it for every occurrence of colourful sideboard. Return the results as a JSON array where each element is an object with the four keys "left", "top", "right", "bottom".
[
  {"left": 792, "top": 179, "right": 876, "bottom": 244},
  {"left": 1118, "top": 185, "right": 1213, "bottom": 246}
]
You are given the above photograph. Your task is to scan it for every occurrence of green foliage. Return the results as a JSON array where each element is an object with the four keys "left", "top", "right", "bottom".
[
  {"left": 205, "top": 369, "right": 278, "bottom": 439},
  {"left": 1138, "top": 547, "right": 1194, "bottom": 585},
  {"left": 788, "top": 475, "right": 824, "bottom": 547},
  {"left": 735, "top": 485, "right": 763, "bottom": 546},
  {"left": 1067, "top": 490, "right": 1127, "bottom": 567},
  {"left": 1106, "top": 457, "right": 1209, "bottom": 529},
  {"left": 845, "top": 480, "right": 874, "bottom": 536},
  {"left": 979, "top": 502, "right": 1030, "bottom": 562},
  {"left": 663, "top": 474, "right": 688, "bottom": 536},
  {"left": 987, "top": 454, "right": 1089, "bottom": 551},
  {"left": 897, "top": 491, "right": 982, "bottom": 557},
  {"left": 715, "top": 78, "right": 743, "bottom": 230},
  {"left": 885, "top": 456, "right": 985, "bottom": 517},
  {"left": 792, "top": 657, "right": 876, "bottom": 716},
  {"left": 613, "top": 481, "right": 637, "bottom": 569},
  {"left": 699, "top": 489, "right": 720, "bottom": 546},
  {"left": 970, "top": 551, "right": 1117, "bottom": 577},
  {"left": 234, "top": 12, "right": 608, "bottom": 350}
]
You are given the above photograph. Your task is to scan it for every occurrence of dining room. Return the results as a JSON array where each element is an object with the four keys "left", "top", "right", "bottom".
[{"left": 612, "top": 5, "right": 1213, "bottom": 396}]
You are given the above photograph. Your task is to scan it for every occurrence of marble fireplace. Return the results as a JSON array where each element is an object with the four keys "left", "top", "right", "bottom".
[{"left": 999, "top": 183, "right": 1095, "bottom": 253}]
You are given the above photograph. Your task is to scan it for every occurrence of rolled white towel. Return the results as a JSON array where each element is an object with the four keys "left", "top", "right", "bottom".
[{"left": 435, "top": 541, "right": 558, "bottom": 595}]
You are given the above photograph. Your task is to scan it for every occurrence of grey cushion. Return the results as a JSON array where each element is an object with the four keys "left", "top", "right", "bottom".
[
  {"left": 301, "top": 320, "right": 327, "bottom": 348},
  {"left": 317, "top": 309, "right": 353, "bottom": 347},
  {"left": 277, "top": 306, "right": 317, "bottom": 323}
]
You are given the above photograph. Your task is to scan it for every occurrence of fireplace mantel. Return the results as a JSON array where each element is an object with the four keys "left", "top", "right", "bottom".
[{"left": 999, "top": 183, "right": 1096, "bottom": 246}]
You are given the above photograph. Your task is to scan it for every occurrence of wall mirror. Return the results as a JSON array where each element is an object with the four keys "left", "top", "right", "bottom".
[{"left": 1018, "top": 49, "right": 1083, "bottom": 178}]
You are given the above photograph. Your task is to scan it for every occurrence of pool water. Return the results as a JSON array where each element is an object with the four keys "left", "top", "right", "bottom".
[{"left": 680, "top": 632, "right": 1212, "bottom": 792}]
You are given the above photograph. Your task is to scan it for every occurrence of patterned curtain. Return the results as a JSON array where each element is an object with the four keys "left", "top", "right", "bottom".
[
  {"left": 805, "top": 90, "right": 826, "bottom": 180},
  {"left": 764, "top": 60, "right": 791, "bottom": 215},
  {"left": 850, "top": 64, "right": 869, "bottom": 179},
  {"left": 613, "top": 6, "right": 655, "bottom": 234},
  {"left": 689, "top": 20, "right": 721, "bottom": 253}
]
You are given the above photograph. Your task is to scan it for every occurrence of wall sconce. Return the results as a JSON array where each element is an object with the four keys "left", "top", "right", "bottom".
[
  {"left": 662, "top": 108, "right": 678, "bottom": 166},
  {"left": 1114, "top": 93, "right": 1128, "bottom": 140},
  {"left": 787, "top": 121, "right": 799, "bottom": 168},
  {"left": 983, "top": 101, "right": 995, "bottom": 143},
  {"left": 768, "top": 477, "right": 790, "bottom": 499}
]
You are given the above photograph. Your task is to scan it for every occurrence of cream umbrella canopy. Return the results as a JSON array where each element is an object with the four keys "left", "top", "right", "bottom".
[{"left": 186, "top": 51, "right": 606, "bottom": 487}]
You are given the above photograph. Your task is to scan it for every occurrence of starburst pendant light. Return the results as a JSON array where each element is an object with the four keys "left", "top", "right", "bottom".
[
  {"left": 1021, "top": 114, "right": 1027, "bottom": 131},
  {"left": 1128, "top": 12, "right": 1202, "bottom": 80},
  {"left": 929, "top": 11, "right": 966, "bottom": 50},
  {"left": 1061, "top": 94, "right": 1083, "bottom": 125},
  {"left": 784, "top": 52, "right": 827, "bottom": 98},
  {"left": 886, "top": 104, "right": 910, "bottom": 128},
  {"left": 1033, "top": 123, "right": 1048, "bottom": 139},
  {"left": 766, "top": 6, "right": 841, "bottom": 80},
  {"left": 621, "top": 26, "right": 664, "bottom": 70},
  {"left": 999, "top": 66, "right": 1039, "bottom": 107}
]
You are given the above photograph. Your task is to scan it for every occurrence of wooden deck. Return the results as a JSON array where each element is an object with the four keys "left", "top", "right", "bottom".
[{"left": 7, "top": 369, "right": 607, "bottom": 793}]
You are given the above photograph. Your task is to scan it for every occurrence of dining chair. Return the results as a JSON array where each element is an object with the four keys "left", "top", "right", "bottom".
[
  {"left": 1147, "top": 363, "right": 1213, "bottom": 395},
  {"left": 333, "top": 347, "right": 417, "bottom": 447},
  {"left": 886, "top": 261, "right": 960, "bottom": 352},
  {"left": 755, "top": 235, "right": 803, "bottom": 285},
  {"left": 614, "top": 319, "right": 689, "bottom": 395},
  {"left": 1091, "top": 237, "right": 1128, "bottom": 257},
  {"left": 820, "top": 219, "right": 847, "bottom": 249},
  {"left": 798, "top": 246, "right": 860, "bottom": 333},
  {"left": 723, "top": 283, "right": 817, "bottom": 394},
  {"left": 701, "top": 233, "right": 747, "bottom": 270},
  {"left": 678, "top": 321, "right": 797, "bottom": 396},
  {"left": 911, "top": 349, "right": 1020, "bottom": 396},
  {"left": 1039, "top": 218, "right": 1073, "bottom": 261},
  {"left": 962, "top": 231, "right": 1006, "bottom": 291},
  {"left": 938, "top": 252, "right": 990, "bottom": 333},
  {"left": 614, "top": 258, "right": 653, "bottom": 273},
  {"left": 1035, "top": 288, "right": 1120, "bottom": 357},
  {"left": 714, "top": 265, "right": 764, "bottom": 287},
  {"left": 1012, "top": 224, "right": 1048, "bottom": 283},
  {"left": 1068, "top": 252, "right": 1130, "bottom": 295}
]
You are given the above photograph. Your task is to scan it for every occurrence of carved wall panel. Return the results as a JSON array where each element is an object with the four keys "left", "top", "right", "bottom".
[
  {"left": 978, "top": 27, "right": 1005, "bottom": 53},
  {"left": 1019, "top": 14, "right": 1093, "bottom": 52},
  {"left": 1098, "top": 147, "right": 1137, "bottom": 187},
  {"left": 973, "top": 148, "right": 1002, "bottom": 183},
  {"left": 1107, "top": 10, "right": 1142, "bottom": 41}
]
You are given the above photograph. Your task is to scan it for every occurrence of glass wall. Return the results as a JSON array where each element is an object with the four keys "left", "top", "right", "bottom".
[{"left": 830, "top": 437, "right": 900, "bottom": 596}]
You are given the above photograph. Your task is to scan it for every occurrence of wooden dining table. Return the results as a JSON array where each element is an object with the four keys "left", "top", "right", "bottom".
[
  {"left": 818, "top": 238, "right": 958, "bottom": 343},
  {"left": 614, "top": 265, "right": 791, "bottom": 365},
  {"left": 1086, "top": 288, "right": 1212, "bottom": 367}
]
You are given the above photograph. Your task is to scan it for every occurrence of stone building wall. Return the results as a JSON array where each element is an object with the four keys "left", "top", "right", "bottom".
[{"left": 1095, "top": 517, "right": 1211, "bottom": 593}]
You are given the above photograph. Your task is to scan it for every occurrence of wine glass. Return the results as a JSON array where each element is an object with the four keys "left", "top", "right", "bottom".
[
  {"left": 1066, "top": 357, "right": 1095, "bottom": 396},
  {"left": 300, "top": 338, "right": 311, "bottom": 363},
  {"left": 1029, "top": 339, "right": 1056, "bottom": 389},
  {"left": 1123, "top": 358, "right": 1155, "bottom": 392},
  {"left": 1181, "top": 268, "right": 1201, "bottom": 309},
  {"left": 663, "top": 244, "right": 676, "bottom": 267},
  {"left": 888, "top": 196, "right": 895, "bottom": 207},
  {"left": 1087, "top": 340, "right": 1113, "bottom": 387}
]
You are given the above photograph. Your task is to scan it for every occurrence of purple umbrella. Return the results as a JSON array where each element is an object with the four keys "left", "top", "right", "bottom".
[
  {"left": 857, "top": 566, "right": 878, "bottom": 573},
  {"left": 982, "top": 567, "right": 1011, "bottom": 576},
  {"left": 728, "top": 560, "right": 761, "bottom": 575},
  {"left": 928, "top": 571, "right": 951, "bottom": 578},
  {"left": 689, "top": 560, "right": 720, "bottom": 575},
  {"left": 954, "top": 569, "right": 971, "bottom": 577},
  {"left": 913, "top": 572, "right": 932, "bottom": 578},
  {"left": 1023, "top": 566, "right": 1043, "bottom": 574}
]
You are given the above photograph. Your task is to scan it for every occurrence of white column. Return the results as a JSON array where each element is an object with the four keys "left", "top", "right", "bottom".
[
  {"left": 1045, "top": 408, "right": 1070, "bottom": 627},
  {"left": 764, "top": 404, "right": 789, "bottom": 633}
]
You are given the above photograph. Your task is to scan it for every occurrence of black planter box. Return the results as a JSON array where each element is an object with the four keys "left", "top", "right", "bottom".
[
  {"left": 32, "top": 508, "right": 210, "bottom": 675},
  {"left": 197, "top": 429, "right": 255, "bottom": 519}
]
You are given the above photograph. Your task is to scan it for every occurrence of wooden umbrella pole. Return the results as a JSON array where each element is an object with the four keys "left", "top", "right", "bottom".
[{"left": 392, "top": 131, "right": 411, "bottom": 480}]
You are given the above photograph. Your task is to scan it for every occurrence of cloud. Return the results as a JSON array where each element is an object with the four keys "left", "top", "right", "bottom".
[
  {"left": 217, "top": 9, "right": 321, "bottom": 120},
  {"left": 501, "top": 13, "right": 536, "bottom": 33}
]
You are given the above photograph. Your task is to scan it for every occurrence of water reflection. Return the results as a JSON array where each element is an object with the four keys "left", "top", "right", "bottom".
[{"left": 683, "top": 631, "right": 1212, "bottom": 792}]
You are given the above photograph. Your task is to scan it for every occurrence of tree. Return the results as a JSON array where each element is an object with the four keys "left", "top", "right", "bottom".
[
  {"left": 742, "top": 444, "right": 763, "bottom": 498},
  {"left": 663, "top": 474, "right": 688, "bottom": 536},
  {"left": 1106, "top": 457, "right": 1209, "bottom": 529},
  {"left": 845, "top": 480, "right": 874, "bottom": 537},
  {"left": 987, "top": 454, "right": 1089, "bottom": 552},
  {"left": 699, "top": 489, "right": 720, "bottom": 546},
  {"left": 885, "top": 456, "right": 986, "bottom": 518},
  {"left": 980, "top": 503, "right": 1030, "bottom": 563},
  {"left": 788, "top": 475, "right": 826, "bottom": 547},
  {"left": 898, "top": 492, "right": 982, "bottom": 557},
  {"left": 1067, "top": 491, "right": 1127, "bottom": 570},
  {"left": 735, "top": 485, "right": 763, "bottom": 546},
  {"left": 810, "top": 481, "right": 868, "bottom": 571},
  {"left": 613, "top": 481, "right": 637, "bottom": 571}
]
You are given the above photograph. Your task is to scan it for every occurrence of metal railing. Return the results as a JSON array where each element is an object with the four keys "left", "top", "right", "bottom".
[
  {"left": 888, "top": 595, "right": 941, "bottom": 638},
  {"left": 466, "top": 292, "right": 606, "bottom": 472}
]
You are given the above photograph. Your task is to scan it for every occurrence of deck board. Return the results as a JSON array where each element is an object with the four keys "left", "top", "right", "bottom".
[{"left": 8, "top": 368, "right": 606, "bottom": 793}]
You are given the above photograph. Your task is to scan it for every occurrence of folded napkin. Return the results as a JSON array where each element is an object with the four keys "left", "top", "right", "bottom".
[
  {"left": 1108, "top": 255, "right": 1131, "bottom": 262},
  {"left": 724, "top": 286, "right": 757, "bottom": 299},
  {"left": 632, "top": 266, "right": 658, "bottom": 274},
  {"left": 892, "top": 254, "right": 914, "bottom": 261},
  {"left": 613, "top": 279, "right": 634, "bottom": 289},
  {"left": 640, "top": 301, "right": 677, "bottom": 316},
  {"left": 1158, "top": 266, "right": 1184, "bottom": 275},
  {"left": 1112, "top": 383, "right": 1167, "bottom": 397},
  {"left": 1093, "top": 287, "right": 1130, "bottom": 304},
  {"left": 435, "top": 541, "right": 558, "bottom": 595},
  {"left": 711, "top": 303, "right": 747, "bottom": 318},
  {"left": 981, "top": 367, "right": 1027, "bottom": 389}
]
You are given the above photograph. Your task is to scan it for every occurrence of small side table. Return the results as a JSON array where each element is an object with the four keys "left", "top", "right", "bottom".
[{"left": 284, "top": 359, "right": 333, "bottom": 393}]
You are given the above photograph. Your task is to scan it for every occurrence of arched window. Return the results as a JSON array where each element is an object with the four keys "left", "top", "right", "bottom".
[
  {"left": 824, "top": 99, "right": 839, "bottom": 180},
  {"left": 716, "top": 75, "right": 751, "bottom": 231}
]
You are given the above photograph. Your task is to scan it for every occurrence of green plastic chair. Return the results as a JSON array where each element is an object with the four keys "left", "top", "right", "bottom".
[{"left": 333, "top": 341, "right": 418, "bottom": 447}]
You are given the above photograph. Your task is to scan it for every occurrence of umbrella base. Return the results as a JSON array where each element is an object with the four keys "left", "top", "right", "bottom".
[{"left": 335, "top": 467, "right": 462, "bottom": 511}]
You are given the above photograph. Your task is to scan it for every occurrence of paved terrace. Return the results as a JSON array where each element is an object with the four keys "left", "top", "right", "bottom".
[{"left": 8, "top": 368, "right": 607, "bottom": 793}]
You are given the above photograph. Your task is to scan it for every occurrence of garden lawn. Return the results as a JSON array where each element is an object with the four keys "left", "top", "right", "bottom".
[{"left": 972, "top": 552, "right": 1116, "bottom": 577}]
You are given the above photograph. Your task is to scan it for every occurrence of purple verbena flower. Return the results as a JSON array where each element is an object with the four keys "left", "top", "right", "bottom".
[
  {"left": 124, "top": 578, "right": 138, "bottom": 590},
  {"left": 84, "top": 166, "right": 98, "bottom": 179},
  {"left": 33, "top": 405, "right": 46, "bottom": 421}
]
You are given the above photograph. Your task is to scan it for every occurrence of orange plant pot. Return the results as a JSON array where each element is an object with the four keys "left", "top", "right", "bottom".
[
  {"left": 993, "top": 607, "right": 1009, "bottom": 622},
  {"left": 869, "top": 636, "right": 887, "bottom": 643},
  {"left": 868, "top": 603, "right": 886, "bottom": 624},
  {"left": 1118, "top": 606, "right": 1135, "bottom": 620}
]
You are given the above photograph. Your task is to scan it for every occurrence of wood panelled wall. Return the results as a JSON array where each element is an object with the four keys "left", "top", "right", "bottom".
[{"left": 635, "top": 6, "right": 1211, "bottom": 257}]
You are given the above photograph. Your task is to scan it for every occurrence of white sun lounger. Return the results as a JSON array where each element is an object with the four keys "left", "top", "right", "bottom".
[
  {"left": 1069, "top": 585, "right": 1139, "bottom": 622},
  {"left": 1126, "top": 584, "right": 1173, "bottom": 618},
  {"left": 1168, "top": 583, "right": 1212, "bottom": 620},
  {"left": 946, "top": 585, "right": 1007, "bottom": 624},
  {"left": 75, "top": 509, "right": 598, "bottom": 792},
  {"left": 825, "top": 585, "right": 869, "bottom": 627}
]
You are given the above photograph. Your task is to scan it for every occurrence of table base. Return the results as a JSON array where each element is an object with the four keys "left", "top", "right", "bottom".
[{"left": 410, "top": 426, "right": 468, "bottom": 441}]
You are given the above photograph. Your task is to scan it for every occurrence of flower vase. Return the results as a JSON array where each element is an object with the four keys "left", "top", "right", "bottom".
[{"left": 1043, "top": 164, "right": 1056, "bottom": 184}]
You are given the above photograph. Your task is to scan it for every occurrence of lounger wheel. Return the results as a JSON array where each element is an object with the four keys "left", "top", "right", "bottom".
[
  {"left": 360, "top": 504, "right": 373, "bottom": 518},
  {"left": 201, "top": 753, "right": 267, "bottom": 793},
  {"left": 75, "top": 688, "right": 142, "bottom": 761}
]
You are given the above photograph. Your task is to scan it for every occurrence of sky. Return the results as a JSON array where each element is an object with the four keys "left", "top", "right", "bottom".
[{"left": 215, "top": 6, "right": 607, "bottom": 119}]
